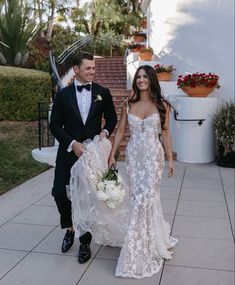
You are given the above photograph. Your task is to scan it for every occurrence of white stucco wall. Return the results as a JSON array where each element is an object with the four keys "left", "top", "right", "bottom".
[{"left": 143, "top": 0, "right": 234, "bottom": 102}]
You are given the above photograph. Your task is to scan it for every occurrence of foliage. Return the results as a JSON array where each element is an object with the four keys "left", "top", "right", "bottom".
[
  {"left": 0, "top": 0, "right": 39, "bottom": 65},
  {"left": 25, "top": 35, "right": 50, "bottom": 72},
  {"left": 72, "top": 0, "right": 143, "bottom": 39},
  {"left": 177, "top": 73, "right": 220, "bottom": 88},
  {"left": 0, "top": 121, "right": 49, "bottom": 195},
  {"left": 139, "top": 46, "right": 153, "bottom": 54},
  {"left": 50, "top": 25, "right": 80, "bottom": 57},
  {"left": 31, "top": 0, "right": 72, "bottom": 40},
  {"left": 0, "top": 66, "right": 51, "bottom": 120},
  {"left": 154, "top": 64, "right": 175, "bottom": 73},
  {"left": 94, "top": 30, "right": 125, "bottom": 56},
  {"left": 127, "top": 43, "right": 142, "bottom": 51},
  {"left": 132, "top": 31, "right": 146, "bottom": 38},
  {"left": 214, "top": 101, "right": 235, "bottom": 154}
]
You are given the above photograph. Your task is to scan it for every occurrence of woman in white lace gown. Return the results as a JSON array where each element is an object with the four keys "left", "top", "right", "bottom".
[{"left": 108, "top": 65, "right": 178, "bottom": 278}]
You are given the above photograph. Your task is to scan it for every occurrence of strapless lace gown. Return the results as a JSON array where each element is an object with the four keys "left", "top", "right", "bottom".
[
  {"left": 69, "top": 112, "right": 178, "bottom": 279},
  {"left": 115, "top": 112, "right": 178, "bottom": 279}
]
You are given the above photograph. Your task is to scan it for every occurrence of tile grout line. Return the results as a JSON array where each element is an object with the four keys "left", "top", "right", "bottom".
[
  {"left": 76, "top": 245, "right": 104, "bottom": 284},
  {"left": 0, "top": 225, "right": 58, "bottom": 281},
  {"left": 158, "top": 165, "right": 187, "bottom": 285},
  {"left": 165, "top": 263, "right": 235, "bottom": 272},
  {"left": 219, "top": 167, "right": 235, "bottom": 242},
  {"left": 0, "top": 191, "right": 52, "bottom": 229}
]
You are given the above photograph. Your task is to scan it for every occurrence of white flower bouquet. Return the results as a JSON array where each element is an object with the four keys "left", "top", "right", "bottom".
[{"left": 96, "top": 168, "right": 125, "bottom": 209}]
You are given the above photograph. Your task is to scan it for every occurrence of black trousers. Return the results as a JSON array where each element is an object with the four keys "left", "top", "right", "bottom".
[{"left": 54, "top": 196, "right": 92, "bottom": 244}]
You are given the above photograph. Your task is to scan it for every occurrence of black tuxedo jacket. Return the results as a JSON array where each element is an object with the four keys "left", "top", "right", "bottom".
[{"left": 50, "top": 82, "right": 117, "bottom": 198}]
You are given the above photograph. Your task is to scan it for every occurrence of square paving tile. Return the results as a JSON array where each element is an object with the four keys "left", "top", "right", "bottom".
[
  {"left": 176, "top": 200, "right": 228, "bottom": 218},
  {"left": 33, "top": 227, "right": 101, "bottom": 257},
  {"left": 166, "top": 237, "right": 234, "bottom": 271},
  {"left": 220, "top": 167, "right": 235, "bottom": 191},
  {"left": 10, "top": 205, "right": 59, "bottom": 226},
  {"left": 0, "top": 223, "right": 54, "bottom": 251},
  {"left": 79, "top": 259, "right": 162, "bottom": 285},
  {"left": 180, "top": 188, "right": 225, "bottom": 202},
  {"left": 160, "top": 187, "right": 180, "bottom": 200},
  {"left": 0, "top": 252, "right": 89, "bottom": 285},
  {"left": 161, "top": 177, "right": 183, "bottom": 188},
  {"left": 161, "top": 265, "right": 234, "bottom": 285},
  {"left": 96, "top": 245, "right": 121, "bottom": 260},
  {"left": 35, "top": 194, "right": 56, "bottom": 207},
  {"left": 172, "top": 216, "right": 233, "bottom": 240},
  {"left": 0, "top": 249, "right": 28, "bottom": 279},
  {"left": 182, "top": 178, "right": 223, "bottom": 190},
  {"left": 161, "top": 199, "right": 178, "bottom": 215},
  {"left": 185, "top": 165, "right": 221, "bottom": 180}
]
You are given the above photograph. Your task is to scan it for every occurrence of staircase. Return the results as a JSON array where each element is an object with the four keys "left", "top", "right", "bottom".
[
  {"left": 94, "top": 57, "right": 126, "bottom": 89},
  {"left": 94, "top": 57, "right": 129, "bottom": 160},
  {"left": 95, "top": 56, "right": 176, "bottom": 161}
]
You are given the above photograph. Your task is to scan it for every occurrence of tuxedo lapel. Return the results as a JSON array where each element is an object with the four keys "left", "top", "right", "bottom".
[
  {"left": 67, "top": 84, "right": 83, "bottom": 123},
  {"left": 85, "top": 83, "right": 100, "bottom": 124}
]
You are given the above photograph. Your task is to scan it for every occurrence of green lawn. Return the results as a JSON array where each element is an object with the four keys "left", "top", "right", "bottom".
[{"left": 0, "top": 121, "right": 50, "bottom": 195}]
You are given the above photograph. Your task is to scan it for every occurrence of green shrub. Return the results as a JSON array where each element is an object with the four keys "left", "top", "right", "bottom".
[{"left": 0, "top": 66, "right": 51, "bottom": 120}]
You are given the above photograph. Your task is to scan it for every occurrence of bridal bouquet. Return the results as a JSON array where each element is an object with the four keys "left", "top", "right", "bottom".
[{"left": 96, "top": 169, "right": 125, "bottom": 209}]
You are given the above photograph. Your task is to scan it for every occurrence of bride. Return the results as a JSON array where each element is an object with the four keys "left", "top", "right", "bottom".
[{"left": 69, "top": 65, "right": 178, "bottom": 279}]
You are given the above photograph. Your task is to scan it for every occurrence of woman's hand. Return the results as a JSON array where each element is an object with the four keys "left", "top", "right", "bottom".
[
  {"left": 108, "top": 156, "right": 116, "bottom": 169},
  {"left": 168, "top": 160, "right": 175, "bottom": 177}
]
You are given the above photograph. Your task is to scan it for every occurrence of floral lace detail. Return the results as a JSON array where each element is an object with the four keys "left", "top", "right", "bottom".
[{"left": 115, "top": 111, "right": 178, "bottom": 279}]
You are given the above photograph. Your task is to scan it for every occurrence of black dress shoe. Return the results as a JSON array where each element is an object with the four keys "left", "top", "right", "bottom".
[
  {"left": 78, "top": 243, "right": 91, "bottom": 264},
  {"left": 61, "top": 230, "right": 75, "bottom": 253}
]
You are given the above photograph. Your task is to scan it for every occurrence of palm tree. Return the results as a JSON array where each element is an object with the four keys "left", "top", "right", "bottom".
[{"left": 0, "top": 0, "right": 38, "bottom": 65}]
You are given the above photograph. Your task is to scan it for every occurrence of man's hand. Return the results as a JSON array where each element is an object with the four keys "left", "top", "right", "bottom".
[
  {"left": 72, "top": 141, "right": 85, "bottom": 158},
  {"left": 99, "top": 130, "right": 108, "bottom": 141}
]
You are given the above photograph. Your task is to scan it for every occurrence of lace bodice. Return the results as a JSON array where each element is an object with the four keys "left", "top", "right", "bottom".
[{"left": 128, "top": 112, "right": 161, "bottom": 136}]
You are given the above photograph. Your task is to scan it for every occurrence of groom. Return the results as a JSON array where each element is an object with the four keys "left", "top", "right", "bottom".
[{"left": 50, "top": 52, "right": 117, "bottom": 263}]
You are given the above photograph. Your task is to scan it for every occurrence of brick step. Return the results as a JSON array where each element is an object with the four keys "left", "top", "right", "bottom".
[
  {"left": 95, "top": 75, "right": 126, "bottom": 79},
  {"left": 95, "top": 78, "right": 126, "bottom": 83},
  {"left": 95, "top": 73, "right": 126, "bottom": 77}
]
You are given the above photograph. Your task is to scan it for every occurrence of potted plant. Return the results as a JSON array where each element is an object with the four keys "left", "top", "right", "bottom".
[
  {"left": 138, "top": 46, "right": 153, "bottom": 61},
  {"left": 127, "top": 43, "right": 142, "bottom": 53},
  {"left": 177, "top": 73, "right": 220, "bottom": 97},
  {"left": 154, "top": 64, "right": 175, "bottom": 81},
  {"left": 132, "top": 31, "right": 147, "bottom": 43},
  {"left": 214, "top": 101, "right": 235, "bottom": 167}
]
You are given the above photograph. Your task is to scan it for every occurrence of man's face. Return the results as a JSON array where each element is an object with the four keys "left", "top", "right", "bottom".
[{"left": 73, "top": 59, "right": 95, "bottom": 84}]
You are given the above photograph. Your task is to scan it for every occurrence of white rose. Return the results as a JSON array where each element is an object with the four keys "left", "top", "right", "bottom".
[
  {"left": 117, "top": 175, "right": 123, "bottom": 184},
  {"left": 97, "top": 181, "right": 105, "bottom": 191},
  {"left": 108, "top": 189, "right": 120, "bottom": 200},
  {"left": 96, "top": 191, "right": 107, "bottom": 201},
  {"left": 106, "top": 201, "right": 117, "bottom": 209}
]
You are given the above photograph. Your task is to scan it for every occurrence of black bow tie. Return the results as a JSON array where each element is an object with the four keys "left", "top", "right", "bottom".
[{"left": 77, "top": 84, "right": 91, "bottom": 92}]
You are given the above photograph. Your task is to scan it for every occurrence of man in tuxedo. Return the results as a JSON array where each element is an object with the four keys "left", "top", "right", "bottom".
[{"left": 50, "top": 52, "right": 117, "bottom": 263}]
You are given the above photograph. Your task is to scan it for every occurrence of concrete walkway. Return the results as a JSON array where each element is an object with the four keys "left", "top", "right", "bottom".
[{"left": 0, "top": 162, "right": 234, "bottom": 285}]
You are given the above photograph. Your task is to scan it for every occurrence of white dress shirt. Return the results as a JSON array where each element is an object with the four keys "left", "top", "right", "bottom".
[
  {"left": 67, "top": 80, "right": 108, "bottom": 152},
  {"left": 75, "top": 79, "right": 92, "bottom": 124}
]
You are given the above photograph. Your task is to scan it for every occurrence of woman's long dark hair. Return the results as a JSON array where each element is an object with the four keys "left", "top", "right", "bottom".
[{"left": 129, "top": 65, "right": 171, "bottom": 130}]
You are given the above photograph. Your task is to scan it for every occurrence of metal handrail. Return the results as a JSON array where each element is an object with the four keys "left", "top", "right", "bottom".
[
  {"left": 172, "top": 107, "right": 205, "bottom": 126},
  {"left": 57, "top": 35, "right": 94, "bottom": 64}
]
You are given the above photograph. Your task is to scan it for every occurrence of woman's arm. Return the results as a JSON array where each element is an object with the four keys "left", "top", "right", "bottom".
[
  {"left": 161, "top": 102, "right": 175, "bottom": 176},
  {"left": 108, "top": 103, "right": 128, "bottom": 168}
]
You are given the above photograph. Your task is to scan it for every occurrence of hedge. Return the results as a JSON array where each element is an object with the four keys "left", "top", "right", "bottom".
[{"left": 0, "top": 66, "right": 51, "bottom": 120}]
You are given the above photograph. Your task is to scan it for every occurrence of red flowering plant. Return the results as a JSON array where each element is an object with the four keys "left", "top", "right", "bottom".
[
  {"left": 177, "top": 73, "right": 220, "bottom": 89},
  {"left": 154, "top": 64, "right": 175, "bottom": 73}
]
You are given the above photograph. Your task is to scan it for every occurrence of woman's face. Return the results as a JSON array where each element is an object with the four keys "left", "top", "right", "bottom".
[{"left": 136, "top": 69, "right": 150, "bottom": 91}]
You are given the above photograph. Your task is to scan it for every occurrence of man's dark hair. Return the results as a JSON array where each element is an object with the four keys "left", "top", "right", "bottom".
[{"left": 73, "top": 52, "right": 94, "bottom": 67}]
